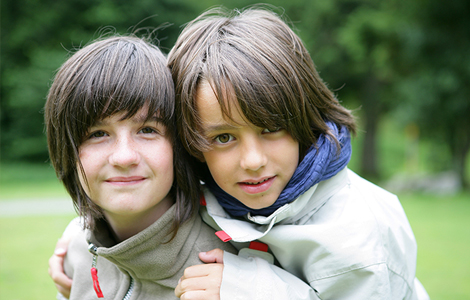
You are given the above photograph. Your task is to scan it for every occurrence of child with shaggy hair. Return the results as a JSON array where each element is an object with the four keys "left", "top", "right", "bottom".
[
  {"left": 168, "top": 6, "right": 429, "bottom": 300},
  {"left": 45, "top": 35, "right": 235, "bottom": 299}
]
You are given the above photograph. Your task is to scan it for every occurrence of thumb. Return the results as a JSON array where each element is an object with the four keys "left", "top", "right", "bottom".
[{"left": 199, "top": 248, "right": 224, "bottom": 264}]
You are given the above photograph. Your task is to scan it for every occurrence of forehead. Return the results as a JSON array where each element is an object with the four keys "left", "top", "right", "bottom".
[
  {"left": 195, "top": 82, "right": 247, "bottom": 131},
  {"left": 91, "top": 106, "right": 158, "bottom": 127}
]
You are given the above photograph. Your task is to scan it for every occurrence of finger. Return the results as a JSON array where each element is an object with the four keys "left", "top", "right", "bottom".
[
  {"left": 183, "top": 263, "right": 223, "bottom": 279},
  {"left": 54, "top": 236, "right": 71, "bottom": 255},
  {"left": 49, "top": 238, "right": 73, "bottom": 298},
  {"left": 48, "top": 255, "right": 72, "bottom": 290},
  {"left": 179, "top": 290, "right": 218, "bottom": 300},
  {"left": 176, "top": 274, "right": 222, "bottom": 299},
  {"left": 199, "top": 248, "right": 224, "bottom": 264},
  {"left": 56, "top": 283, "right": 72, "bottom": 299}
]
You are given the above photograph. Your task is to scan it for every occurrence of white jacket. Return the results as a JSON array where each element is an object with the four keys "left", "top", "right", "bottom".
[{"left": 200, "top": 168, "right": 430, "bottom": 300}]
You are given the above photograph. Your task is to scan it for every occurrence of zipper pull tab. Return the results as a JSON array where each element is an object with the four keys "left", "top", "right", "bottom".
[
  {"left": 91, "top": 265, "right": 104, "bottom": 298},
  {"left": 88, "top": 244, "right": 104, "bottom": 298}
]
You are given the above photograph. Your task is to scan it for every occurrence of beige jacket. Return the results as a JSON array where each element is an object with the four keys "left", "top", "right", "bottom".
[{"left": 64, "top": 205, "right": 236, "bottom": 300}]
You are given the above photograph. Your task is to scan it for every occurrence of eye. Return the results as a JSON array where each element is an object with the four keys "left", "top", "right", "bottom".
[
  {"left": 262, "top": 127, "right": 282, "bottom": 134},
  {"left": 89, "top": 131, "right": 107, "bottom": 139},
  {"left": 140, "top": 127, "right": 157, "bottom": 134},
  {"left": 214, "top": 133, "right": 234, "bottom": 144}
]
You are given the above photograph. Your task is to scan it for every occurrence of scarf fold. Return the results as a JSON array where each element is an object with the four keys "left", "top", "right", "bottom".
[{"left": 204, "top": 122, "right": 352, "bottom": 217}]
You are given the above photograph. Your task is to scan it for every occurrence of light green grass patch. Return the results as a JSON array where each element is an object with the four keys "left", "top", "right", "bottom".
[
  {"left": 400, "top": 193, "right": 470, "bottom": 300},
  {"left": 0, "top": 214, "right": 76, "bottom": 299},
  {"left": 0, "top": 163, "right": 67, "bottom": 199}
]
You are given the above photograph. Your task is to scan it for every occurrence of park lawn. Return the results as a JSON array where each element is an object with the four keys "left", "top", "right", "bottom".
[
  {"left": 0, "top": 163, "right": 68, "bottom": 200},
  {"left": 400, "top": 192, "right": 470, "bottom": 299},
  {"left": 0, "top": 214, "right": 76, "bottom": 299}
]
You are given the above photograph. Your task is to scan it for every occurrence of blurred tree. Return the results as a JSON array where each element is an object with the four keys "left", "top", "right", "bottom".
[
  {"left": 2, "top": 0, "right": 468, "bottom": 190},
  {"left": 275, "top": 0, "right": 405, "bottom": 180},
  {"left": 1, "top": 0, "right": 204, "bottom": 162},
  {"left": 395, "top": 0, "right": 470, "bottom": 189}
]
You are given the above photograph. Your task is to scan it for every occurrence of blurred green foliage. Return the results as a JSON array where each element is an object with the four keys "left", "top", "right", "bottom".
[{"left": 1, "top": 0, "right": 469, "bottom": 187}]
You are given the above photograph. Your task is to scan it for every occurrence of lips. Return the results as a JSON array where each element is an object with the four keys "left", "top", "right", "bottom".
[
  {"left": 238, "top": 176, "right": 275, "bottom": 194},
  {"left": 106, "top": 176, "right": 146, "bottom": 186}
]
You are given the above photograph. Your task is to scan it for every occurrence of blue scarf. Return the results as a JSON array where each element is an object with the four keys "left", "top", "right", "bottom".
[{"left": 204, "top": 122, "right": 352, "bottom": 217}]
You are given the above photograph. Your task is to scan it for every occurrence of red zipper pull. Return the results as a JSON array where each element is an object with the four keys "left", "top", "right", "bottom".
[
  {"left": 91, "top": 266, "right": 104, "bottom": 298},
  {"left": 88, "top": 246, "right": 104, "bottom": 299}
]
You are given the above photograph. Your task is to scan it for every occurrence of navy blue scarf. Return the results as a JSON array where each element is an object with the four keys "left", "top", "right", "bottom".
[{"left": 204, "top": 122, "right": 352, "bottom": 217}]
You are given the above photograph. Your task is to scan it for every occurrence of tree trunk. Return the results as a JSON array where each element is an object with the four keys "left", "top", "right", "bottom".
[
  {"left": 360, "top": 74, "right": 382, "bottom": 181},
  {"left": 449, "top": 126, "right": 470, "bottom": 190}
]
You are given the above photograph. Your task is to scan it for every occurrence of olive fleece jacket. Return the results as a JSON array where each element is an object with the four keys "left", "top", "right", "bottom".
[{"left": 64, "top": 205, "right": 236, "bottom": 299}]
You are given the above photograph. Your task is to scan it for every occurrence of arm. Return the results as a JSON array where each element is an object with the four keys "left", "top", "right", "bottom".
[
  {"left": 48, "top": 217, "right": 83, "bottom": 299},
  {"left": 175, "top": 249, "right": 321, "bottom": 300}
]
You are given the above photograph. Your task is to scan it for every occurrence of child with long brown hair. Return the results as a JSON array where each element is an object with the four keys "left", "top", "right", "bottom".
[{"left": 45, "top": 35, "right": 235, "bottom": 299}]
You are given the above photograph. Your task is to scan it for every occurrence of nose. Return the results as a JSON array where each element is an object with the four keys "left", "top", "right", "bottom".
[
  {"left": 109, "top": 135, "right": 140, "bottom": 168},
  {"left": 239, "top": 137, "right": 268, "bottom": 171}
]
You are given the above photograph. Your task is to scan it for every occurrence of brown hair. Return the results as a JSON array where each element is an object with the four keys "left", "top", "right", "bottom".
[
  {"left": 45, "top": 35, "right": 199, "bottom": 231},
  {"left": 168, "top": 6, "right": 356, "bottom": 160}
]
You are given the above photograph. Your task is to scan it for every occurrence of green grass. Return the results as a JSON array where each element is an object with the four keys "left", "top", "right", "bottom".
[
  {"left": 0, "top": 214, "right": 76, "bottom": 299},
  {"left": 400, "top": 192, "right": 470, "bottom": 299},
  {"left": 0, "top": 163, "right": 68, "bottom": 199}
]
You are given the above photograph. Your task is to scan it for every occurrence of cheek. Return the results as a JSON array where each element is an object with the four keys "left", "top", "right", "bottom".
[
  {"left": 202, "top": 152, "right": 227, "bottom": 181},
  {"left": 149, "top": 141, "right": 174, "bottom": 173},
  {"left": 278, "top": 139, "right": 300, "bottom": 172},
  {"left": 78, "top": 149, "right": 96, "bottom": 176},
  {"left": 77, "top": 147, "right": 101, "bottom": 193}
]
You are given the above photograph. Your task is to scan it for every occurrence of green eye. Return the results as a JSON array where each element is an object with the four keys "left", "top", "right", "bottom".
[
  {"left": 215, "top": 134, "right": 234, "bottom": 144},
  {"left": 90, "top": 131, "right": 107, "bottom": 138},
  {"left": 140, "top": 127, "right": 156, "bottom": 134},
  {"left": 262, "top": 127, "right": 281, "bottom": 133}
]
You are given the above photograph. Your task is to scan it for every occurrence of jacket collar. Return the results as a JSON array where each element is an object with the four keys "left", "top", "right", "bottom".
[
  {"left": 201, "top": 167, "right": 350, "bottom": 242},
  {"left": 87, "top": 205, "right": 201, "bottom": 281}
]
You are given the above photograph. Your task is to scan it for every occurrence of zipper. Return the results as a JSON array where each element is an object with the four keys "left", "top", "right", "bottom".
[
  {"left": 88, "top": 244, "right": 104, "bottom": 298},
  {"left": 122, "top": 276, "right": 135, "bottom": 300},
  {"left": 88, "top": 243, "right": 135, "bottom": 300}
]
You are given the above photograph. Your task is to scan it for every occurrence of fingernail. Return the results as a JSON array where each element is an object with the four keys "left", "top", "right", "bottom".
[{"left": 55, "top": 248, "right": 66, "bottom": 255}]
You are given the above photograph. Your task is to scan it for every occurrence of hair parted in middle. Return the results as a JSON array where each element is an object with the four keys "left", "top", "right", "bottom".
[
  {"left": 168, "top": 5, "right": 356, "bottom": 160},
  {"left": 45, "top": 35, "right": 200, "bottom": 232}
]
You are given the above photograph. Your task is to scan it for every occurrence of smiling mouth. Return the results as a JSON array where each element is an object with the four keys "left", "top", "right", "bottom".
[
  {"left": 243, "top": 178, "right": 271, "bottom": 185},
  {"left": 238, "top": 176, "right": 275, "bottom": 194},
  {"left": 106, "top": 176, "right": 146, "bottom": 185}
]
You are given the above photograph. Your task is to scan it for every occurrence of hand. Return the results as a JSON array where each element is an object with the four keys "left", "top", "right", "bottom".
[
  {"left": 48, "top": 237, "right": 73, "bottom": 298},
  {"left": 175, "top": 249, "right": 225, "bottom": 300}
]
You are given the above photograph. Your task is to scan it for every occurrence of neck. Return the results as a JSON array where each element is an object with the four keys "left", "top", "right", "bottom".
[{"left": 103, "top": 196, "right": 174, "bottom": 243}]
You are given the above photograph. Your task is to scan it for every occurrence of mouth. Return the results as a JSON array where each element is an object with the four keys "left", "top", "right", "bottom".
[
  {"left": 238, "top": 176, "right": 275, "bottom": 194},
  {"left": 106, "top": 176, "right": 146, "bottom": 185},
  {"left": 242, "top": 178, "right": 271, "bottom": 185}
]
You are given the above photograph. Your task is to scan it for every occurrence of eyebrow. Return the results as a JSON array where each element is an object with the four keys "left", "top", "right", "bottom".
[
  {"left": 132, "top": 114, "right": 159, "bottom": 124},
  {"left": 203, "top": 122, "right": 240, "bottom": 131}
]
